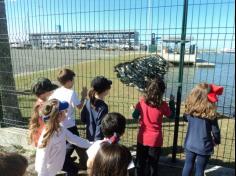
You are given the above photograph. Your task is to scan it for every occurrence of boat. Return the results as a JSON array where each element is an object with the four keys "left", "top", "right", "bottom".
[
  {"left": 156, "top": 36, "right": 197, "bottom": 65},
  {"left": 195, "top": 59, "right": 215, "bottom": 67},
  {"left": 221, "top": 48, "right": 235, "bottom": 53}
]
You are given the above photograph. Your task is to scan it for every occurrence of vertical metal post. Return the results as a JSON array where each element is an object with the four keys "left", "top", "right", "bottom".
[
  {"left": 0, "top": 91, "right": 2, "bottom": 123},
  {"left": 0, "top": 0, "right": 22, "bottom": 124},
  {"left": 172, "top": 0, "right": 189, "bottom": 162},
  {"left": 147, "top": 0, "right": 152, "bottom": 52}
]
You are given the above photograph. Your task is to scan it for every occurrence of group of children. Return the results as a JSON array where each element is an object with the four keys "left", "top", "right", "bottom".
[{"left": 1, "top": 67, "right": 223, "bottom": 176}]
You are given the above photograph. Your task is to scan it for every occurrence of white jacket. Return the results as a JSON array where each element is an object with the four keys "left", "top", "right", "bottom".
[{"left": 35, "top": 126, "right": 91, "bottom": 176}]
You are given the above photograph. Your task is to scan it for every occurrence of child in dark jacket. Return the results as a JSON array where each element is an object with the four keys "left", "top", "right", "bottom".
[
  {"left": 81, "top": 76, "right": 112, "bottom": 141},
  {"left": 182, "top": 83, "right": 223, "bottom": 176}
]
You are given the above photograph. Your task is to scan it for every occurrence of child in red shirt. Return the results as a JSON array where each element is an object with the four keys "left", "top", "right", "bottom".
[{"left": 132, "top": 77, "right": 171, "bottom": 176}]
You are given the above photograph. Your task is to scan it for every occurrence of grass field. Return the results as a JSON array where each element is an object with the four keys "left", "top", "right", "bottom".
[{"left": 14, "top": 52, "right": 235, "bottom": 168}]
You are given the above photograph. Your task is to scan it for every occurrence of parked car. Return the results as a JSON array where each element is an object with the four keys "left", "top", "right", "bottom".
[{"left": 10, "top": 42, "right": 24, "bottom": 49}]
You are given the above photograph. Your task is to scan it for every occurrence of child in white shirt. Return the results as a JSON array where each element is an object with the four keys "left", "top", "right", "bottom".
[
  {"left": 49, "top": 68, "right": 88, "bottom": 172},
  {"left": 86, "top": 112, "right": 134, "bottom": 171},
  {"left": 35, "top": 99, "right": 91, "bottom": 176}
]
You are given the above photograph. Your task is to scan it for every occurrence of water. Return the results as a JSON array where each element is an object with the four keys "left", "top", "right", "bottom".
[{"left": 165, "top": 52, "right": 235, "bottom": 117}]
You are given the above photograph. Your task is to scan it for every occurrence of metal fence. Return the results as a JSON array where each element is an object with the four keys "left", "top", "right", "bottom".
[{"left": 0, "top": 0, "right": 235, "bottom": 168}]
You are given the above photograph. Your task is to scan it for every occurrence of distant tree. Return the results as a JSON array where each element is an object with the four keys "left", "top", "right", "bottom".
[{"left": 0, "top": 0, "right": 22, "bottom": 124}]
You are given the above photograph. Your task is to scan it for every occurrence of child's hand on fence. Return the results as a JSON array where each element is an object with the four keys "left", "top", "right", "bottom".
[
  {"left": 127, "top": 105, "right": 135, "bottom": 119},
  {"left": 80, "top": 87, "right": 88, "bottom": 99},
  {"left": 130, "top": 105, "right": 135, "bottom": 111}
]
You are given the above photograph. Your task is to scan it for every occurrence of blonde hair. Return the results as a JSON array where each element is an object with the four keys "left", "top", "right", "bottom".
[
  {"left": 39, "top": 99, "right": 62, "bottom": 148},
  {"left": 29, "top": 103, "right": 42, "bottom": 146},
  {"left": 185, "top": 83, "right": 217, "bottom": 120}
]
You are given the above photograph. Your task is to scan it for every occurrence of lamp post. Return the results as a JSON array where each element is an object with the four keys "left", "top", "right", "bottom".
[{"left": 147, "top": 0, "right": 152, "bottom": 53}]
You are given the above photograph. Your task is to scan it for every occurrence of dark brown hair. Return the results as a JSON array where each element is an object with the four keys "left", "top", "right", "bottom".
[
  {"left": 101, "top": 112, "right": 126, "bottom": 138},
  {"left": 57, "top": 68, "right": 75, "bottom": 85},
  {"left": 0, "top": 152, "right": 28, "bottom": 176},
  {"left": 89, "top": 76, "right": 112, "bottom": 107},
  {"left": 90, "top": 143, "right": 132, "bottom": 176},
  {"left": 145, "top": 77, "right": 166, "bottom": 108},
  {"left": 185, "top": 83, "right": 217, "bottom": 120}
]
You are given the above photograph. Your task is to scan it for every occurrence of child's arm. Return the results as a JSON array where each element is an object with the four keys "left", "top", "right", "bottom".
[
  {"left": 86, "top": 141, "right": 101, "bottom": 169},
  {"left": 35, "top": 145, "right": 50, "bottom": 176},
  {"left": 132, "top": 109, "right": 140, "bottom": 119},
  {"left": 76, "top": 87, "right": 88, "bottom": 109},
  {"left": 87, "top": 157, "right": 95, "bottom": 171},
  {"left": 183, "top": 113, "right": 188, "bottom": 122},
  {"left": 211, "top": 118, "right": 221, "bottom": 145},
  {"left": 94, "top": 106, "right": 108, "bottom": 140},
  {"left": 65, "top": 129, "right": 92, "bottom": 148},
  {"left": 162, "top": 101, "right": 171, "bottom": 117},
  {"left": 132, "top": 102, "right": 141, "bottom": 119},
  {"left": 80, "top": 103, "right": 88, "bottom": 123},
  {"left": 70, "top": 91, "right": 83, "bottom": 111}
]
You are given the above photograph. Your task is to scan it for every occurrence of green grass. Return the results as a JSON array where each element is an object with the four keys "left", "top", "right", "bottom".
[{"left": 15, "top": 53, "right": 235, "bottom": 168}]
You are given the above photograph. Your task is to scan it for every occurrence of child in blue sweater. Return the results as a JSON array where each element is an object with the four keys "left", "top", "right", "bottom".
[
  {"left": 182, "top": 83, "right": 223, "bottom": 176},
  {"left": 81, "top": 76, "right": 112, "bottom": 141}
]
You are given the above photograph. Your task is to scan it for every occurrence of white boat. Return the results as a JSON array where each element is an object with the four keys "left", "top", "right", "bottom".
[
  {"left": 195, "top": 59, "right": 215, "bottom": 67},
  {"left": 221, "top": 48, "right": 235, "bottom": 53},
  {"left": 157, "top": 36, "right": 197, "bottom": 64}
]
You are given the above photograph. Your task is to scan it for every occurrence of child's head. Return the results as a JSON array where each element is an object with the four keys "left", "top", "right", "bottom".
[
  {"left": 91, "top": 76, "right": 112, "bottom": 96},
  {"left": 31, "top": 77, "right": 58, "bottom": 101},
  {"left": 185, "top": 83, "right": 223, "bottom": 119},
  {"left": 145, "top": 76, "right": 166, "bottom": 108},
  {"left": 89, "top": 76, "right": 112, "bottom": 105},
  {"left": 101, "top": 112, "right": 126, "bottom": 138},
  {"left": 57, "top": 68, "right": 76, "bottom": 88},
  {"left": 39, "top": 99, "right": 69, "bottom": 147},
  {"left": 0, "top": 152, "right": 28, "bottom": 176},
  {"left": 90, "top": 143, "right": 132, "bottom": 176}
]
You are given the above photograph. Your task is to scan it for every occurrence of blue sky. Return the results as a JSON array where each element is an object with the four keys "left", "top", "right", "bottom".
[{"left": 5, "top": 0, "right": 235, "bottom": 49}]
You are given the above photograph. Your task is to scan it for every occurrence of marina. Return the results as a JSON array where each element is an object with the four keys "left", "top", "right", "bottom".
[{"left": 157, "top": 36, "right": 197, "bottom": 65}]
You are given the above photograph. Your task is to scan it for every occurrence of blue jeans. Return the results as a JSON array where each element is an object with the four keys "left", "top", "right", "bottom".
[{"left": 182, "top": 149, "right": 210, "bottom": 176}]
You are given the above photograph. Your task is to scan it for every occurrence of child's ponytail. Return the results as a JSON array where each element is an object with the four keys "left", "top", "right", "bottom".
[
  {"left": 29, "top": 104, "right": 41, "bottom": 146},
  {"left": 88, "top": 89, "right": 97, "bottom": 107},
  {"left": 39, "top": 99, "right": 61, "bottom": 148}
]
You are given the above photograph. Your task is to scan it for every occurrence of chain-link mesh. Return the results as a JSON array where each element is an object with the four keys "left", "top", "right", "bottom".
[{"left": 0, "top": 0, "right": 235, "bottom": 168}]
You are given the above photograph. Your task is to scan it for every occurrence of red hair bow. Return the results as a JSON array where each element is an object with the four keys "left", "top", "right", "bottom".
[
  {"left": 207, "top": 84, "right": 224, "bottom": 103},
  {"left": 108, "top": 133, "right": 120, "bottom": 144}
]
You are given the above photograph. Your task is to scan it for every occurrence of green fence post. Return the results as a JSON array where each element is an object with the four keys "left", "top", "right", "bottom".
[
  {"left": 172, "top": 0, "right": 189, "bottom": 162},
  {"left": 0, "top": 92, "right": 2, "bottom": 124},
  {"left": 0, "top": 0, "right": 22, "bottom": 124}
]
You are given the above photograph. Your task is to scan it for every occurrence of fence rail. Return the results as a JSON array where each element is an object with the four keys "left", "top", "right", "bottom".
[{"left": 0, "top": 0, "right": 235, "bottom": 168}]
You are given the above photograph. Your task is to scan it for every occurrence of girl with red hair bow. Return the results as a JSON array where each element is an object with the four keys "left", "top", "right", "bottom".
[{"left": 182, "top": 83, "right": 223, "bottom": 176}]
